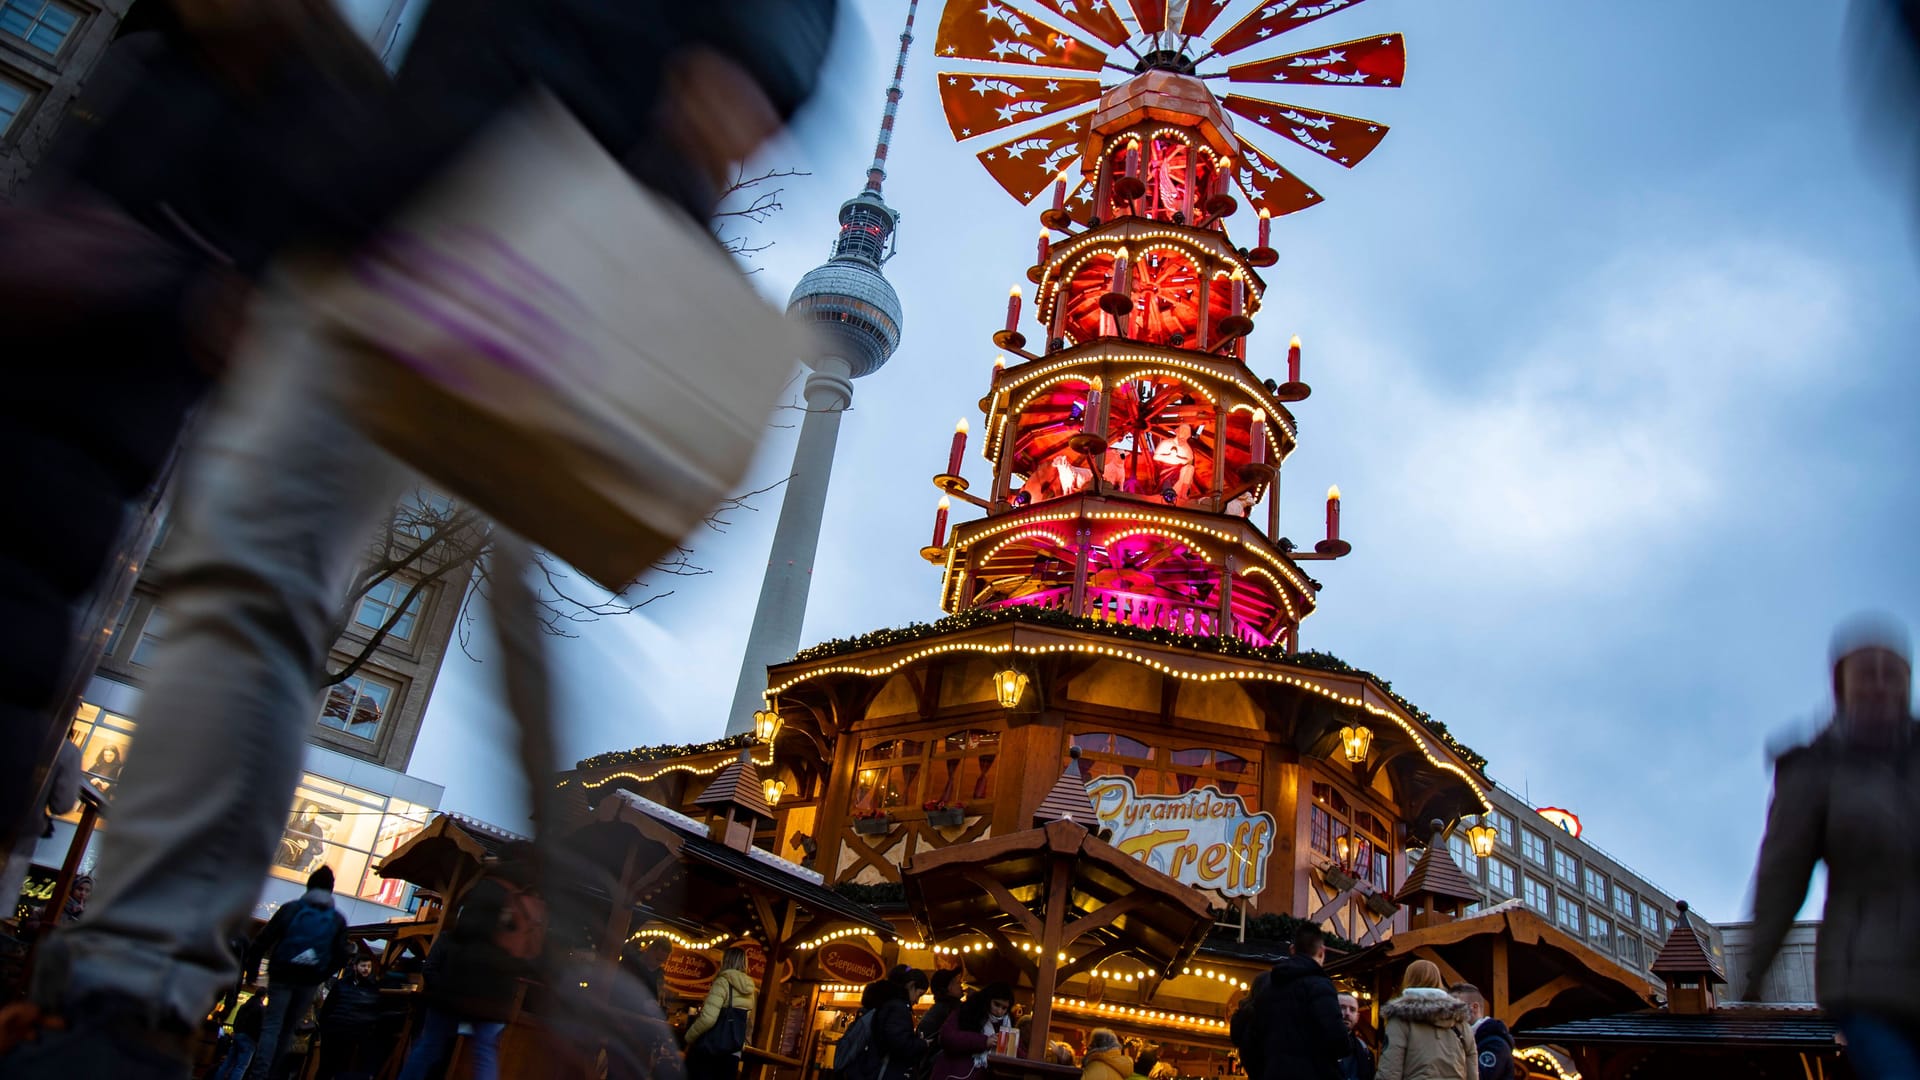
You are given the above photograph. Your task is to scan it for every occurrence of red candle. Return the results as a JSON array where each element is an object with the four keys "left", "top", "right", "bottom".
[
  {"left": 1037, "top": 229, "right": 1051, "bottom": 266},
  {"left": 1110, "top": 252, "right": 1131, "bottom": 300},
  {"left": 1288, "top": 334, "right": 1302, "bottom": 383},
  {"left": 1230, "top": 277, "right": 1246, "bottom": 321},
  {"left": 1258, "top": 207, "right": 1272, "bottom": 249},
  {"left": 1250, "top": 409, "right": 1267, "bottom": 465},
  {"left": 933, "top": 496, "right": 950, "bottom": 547},
  {"left": 1216, "top": 157, "right": 1233, "bottom": 200},
  {"left": 1051, "top": 174, "right": 1068, "bottom": 213},
  {"left": 992, "top": 354, "right": 1006, "bottom": 387},
  {"left": 1083, "top": 377, "right": 1104, "bottom": 435},
  {"left": 1326, "top": 485, "right": 1342, "bottom": 543},
  {"left": 1005, "top": 286, "right": 1022, "bottom": 334},
  {"left": 947, "top": 419, "right": 969, "bottom": 476}
]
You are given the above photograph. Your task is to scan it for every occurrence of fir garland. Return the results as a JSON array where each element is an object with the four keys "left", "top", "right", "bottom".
[
  {"left": 832, "top": 881, "right": 909, "bottom": 907},
  {"left": 784, "top": 606, "right": 1488, "bottom": 772},
  {"left": 574, "top": 732, "right": 757, "bottom": 772},
  {"left": 1219, "top": 912, "right": 1361, "bottom": 954}
]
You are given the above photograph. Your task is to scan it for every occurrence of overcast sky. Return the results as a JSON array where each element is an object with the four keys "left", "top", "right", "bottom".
[{"left": 409, "top": 0, "right": 1920, "bottom": 924}]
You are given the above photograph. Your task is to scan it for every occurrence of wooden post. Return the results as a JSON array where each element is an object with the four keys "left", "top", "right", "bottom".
[
  {"left": 1196, "top": 267, "right": 1214, "bottom": 351},
  {"left": 1266, "top": 468, "right": 1281, "bottom": 542},
  {"left": 1216, "top": 555, "right": 1236, "bottom": 638},
  {"left": 1491, "top": 936, "right": 1511, "bottom": 1022},
  {"left": 992, "top": 420, "right": 1020, "bottom": 509},
  {"left": 1025, "top": 855, "right": 1075, "bottom": 1060},
  {"left": 1211, "top": 402, "right": 1228, "bottom": 509},
  {"left": 37, "top": 794, "right": 99, "bottom": 934}
]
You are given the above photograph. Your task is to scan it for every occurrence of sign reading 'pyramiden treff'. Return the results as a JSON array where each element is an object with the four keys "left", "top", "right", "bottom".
[{"left": 1087, "top": 776, "right": 1276, "bottom": 898}]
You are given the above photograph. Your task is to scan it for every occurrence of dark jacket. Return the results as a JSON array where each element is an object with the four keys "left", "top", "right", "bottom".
[
  {"left": 424, "top": 877, "right": 537, "bottom": 1021},
  {"left": 1469, "top": 1019, "right": 1512, "bottom": 1080},
  {"left": 1745, "top": 722, "right": 1920, "bottom": 1024},
  {"left": 1339, "top": 1031, "right": 1376, "bottom": 1080},
  {"left": 926, "top": 1012, "right": 994, "bottom": 1080},
  {"left": 245, "top": 888, "right": 350, "bottom": 986},
  {"left": 1229, "top": 979, "right": 1267, "bottom": 1080},
  {"left": 320, "top": 970, "right": 384, "bottom": 1031},
  {"left": 1255, "top": 955, "right": 1349, "bottom": 1080},
  {"left": 232, "top": 993, "right": 265, "bottom": 1041},
  {"left": 853, "top": 979, "right": 925, "bottom": 1080},
  {"left": 916, "top": 989, "right": 962, "bottom": 1042}
]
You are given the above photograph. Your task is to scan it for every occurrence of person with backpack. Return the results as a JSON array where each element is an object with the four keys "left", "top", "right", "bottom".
[
  {"left": 241, "top": 867, "right": 350, "bottom": 1080},
  {"left": 397, "top": 856, "right": 547, "bottom": 1080},
  {"left": 841, "top": 967, "right": 929, "bottom": 1080},
  {"left": 684, "top": 946, "right": 757, "bottom": 1080}
]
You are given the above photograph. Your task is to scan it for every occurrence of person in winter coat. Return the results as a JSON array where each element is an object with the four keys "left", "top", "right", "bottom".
[
  {"left": 316, "top": 947, "right": 384, "bottom": 1078},
  {"left": 1375, "top": 961, "right": 1472, "bottom": 1080},
  {"left": 242, "top": 866, "right": 351, "bottom": 1080},
  {"left": 1229, "top": 972, "right": 1270, "bottom": 1080},
  {"left": 1079, "top": 1029, "right": 1133, "bottom": 1080},
  {"left": 211, "top": 991, "right": 266, "bottom": 1080},
  {"left": 1337, "top": 993, "right": 1376, "bottom": 1080},
  {"left": 916, "top": 967, "right": 966, "bottom": 1041},
  {"left": 1743, "top": 616, "right": 1920, "bottom": 1078},
  {"left": 1445, "top": 985, "right": 1510, "bottom": 1080},
  {"left": 845, "top": 966, "right": 930, "bottom": 1080},
  {"left": 685, "top": 946, "right": 758, "bottom": 1080},
  {"left": 1254, "top": 926, "right": 1350, "bottom": 1080},
  {"left": 397, "top": 856, "right": 546, "bottom": 1080},
  {"left": 1127, "top": 1049, "right": 1159, "bottom": 1080},
  {"left": 926, "top": 984, "right": 1014, "bottom": 1080}
]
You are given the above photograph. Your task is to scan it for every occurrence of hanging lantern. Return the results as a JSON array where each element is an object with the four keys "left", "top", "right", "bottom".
[
  {"left": 752, "top": 709, "right": 781, "bottom": 743},
  {"left": 993, "top": 667, "right": 1031, "bottom": 710},
  {"left": 763, "top": 778, "right": 787, "bottom": 807},
  {"left": 1467, "top": 818, "right": 1498, "bottom": 859},
  {"left": 1337, "top": 724, "right": 1373, "bottom": 764},
  {"left": 1333, "top": 833, "right": 1352, "bottom": 867}
]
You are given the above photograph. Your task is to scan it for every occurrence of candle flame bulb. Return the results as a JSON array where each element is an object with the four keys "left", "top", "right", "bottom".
[
  {"left": 1328, "top": 485, "right": 1341, "bottom": 501},
  {"left": 1010, "top": 285, "right": 1023, "bottom": 298},
  {"left": 993, "top": 355, "right": 1006, "bottom": 370},
  {"left": 955, "top": 418, "right": 969, "bottom": 434},
  {"left": 1290, "top": 334, "right": 1302, "bottom": 349},
  {"left": 1089, "top": 376, "right": 1103, "bottom": 392},
  {"left": 937, "top": 495, "right": 951, "bottom": 510},
  {"left": 1252, "top": 408, "right": 1266, "bottom": 422}
]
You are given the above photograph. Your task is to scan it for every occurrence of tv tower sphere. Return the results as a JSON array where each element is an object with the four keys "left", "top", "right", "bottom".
[{"left": 786, "top": 191, "right": 904, "bottom": 380}]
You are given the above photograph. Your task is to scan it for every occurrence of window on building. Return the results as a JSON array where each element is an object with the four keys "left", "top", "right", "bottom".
[
  {"left": 1554, "top": 848, "right": 1580, "bottom": 887},
  {"left": 1586, "top": 868, "right": 1608, "bottom": 905},
  {"left": 0, "top": 0, "right": 79, "bottom": 54},
  {"left": 0, "top": 76, "right": 29, "bottom": 136},
  {"left": 66, "top": 702, "right": 133, "bottom": 800},
  {"left": 1613, "top": 887, "right": 1636, "bottom": 922},
  {"left": 108, "top": 596, "right": 137, "bottom": 653},
  {"left": 1074, "top": 730, "right": 1261, "bottom": 805},
  {"left": 853, "top": 737, "right": 926, "bottom": 812},
  {"left": 1487, "top": 858, "right": 1517, "bottom": 899},
  {"left": 1640, "top": 903, "right": 1662, "bottom": 936},
  {"left": 275, "top": 775, "right": 431, "bottom": 907},
  {"left": 1447, "top": 833, "right": 1480, "bottom": 876},
  {"left": 928, "top": 728, "right": 1001, "bottom": 805},
  {"left": 1556, "top": 894, "right": 1582, "bottom": 934},
  {"left": 1520, "top": 828, "right": 1547, "bottom": 866},
  {"left": 1523, "top": 876, "right": 1551, "bottom": 915},
  {"left": 1301, "top": 780, "right": 1391, "bottom": 891},
  {"left": 320, "top": 672, "right": 399, "bottom": 742},
  {"left": 1588, "top": 912, "right": 1612, "bottom": 952},
  {"left": 1616, "top": 932, "right": 1640, "bottom": 968},
  {"left": 1488, "top": 808, "right": 1513, "bottom": 848},
  {"left": 353, "top": 577, "right": 425, "bottom": 641},
  {"left": 129, "top": 608, "right": 169, "bottom": 667}
]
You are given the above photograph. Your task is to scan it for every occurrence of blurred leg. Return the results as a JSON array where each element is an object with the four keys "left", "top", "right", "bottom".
[
  {"left": 1839, "top": 1013, "right": 1920, "bottom": 1080},
  {"left": 246, "top": 983, "right": 317, "bottom": 1080},
  {"left": 29, "top": 289, "right": 409, "bottom": 1033}
]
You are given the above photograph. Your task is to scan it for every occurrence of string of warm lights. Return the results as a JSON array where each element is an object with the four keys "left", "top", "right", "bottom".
[
  {"left": 1178, "top": 965, "right": 1252, "bottom": 991},
  {"left": 1513, "top": 1048, "right": 1581, "bottom": 1079},
  {"left": 628, "top": 927, "right": 735, "bottom": 950},
  {"left": 989, "top": 350, "right": 1296, "bottom": 449},
  {"left": 577, "top": 746, "right": 774, "bottom": 792},
  {"left": 794, "top": 927, "right": 884, "bottom": 951},
  {"left": 769, "top": 638, "right": 1490, "bottom": 804},
  {"left": 776, "top": 607, "right": 1487, "bottom": 773},
  {"left": 1051, "top": 996, "right": 1231, "bottom": 1035},
  {"left": 572, "top": 733, "right": 758, "bottom": 774}
]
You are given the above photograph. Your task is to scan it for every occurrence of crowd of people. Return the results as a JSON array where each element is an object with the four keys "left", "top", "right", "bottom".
[{"left": 1228, "top": 927, "right": 1513, "bottom": 1080}]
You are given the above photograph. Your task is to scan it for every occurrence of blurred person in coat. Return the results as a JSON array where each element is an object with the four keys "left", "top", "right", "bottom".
[
  {"left": 0, "top": 2, "right": 838, "bottom": 1077},
  {"left": 684, "top": 947, "right": 758, "bottom": 1080},
  {"left": 1375, "top": 962, "right": 1471, "bottom": 1080},
  {"left": 1742, "top": 615, "right": 1920, "bottom": 1079},
  {"left": 397, "top": 854, "right": 545, "bottom": 1080}
]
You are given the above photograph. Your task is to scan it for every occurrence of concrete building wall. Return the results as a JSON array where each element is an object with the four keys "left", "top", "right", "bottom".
[
  {"left": 1717, "top": 920, "right": 1819, "bottom": 1003},
  {"left": 0, "top": 0, "right": 133, "bottom": 198}
]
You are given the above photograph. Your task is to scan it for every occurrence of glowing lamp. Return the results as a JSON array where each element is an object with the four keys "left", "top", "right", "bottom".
[
  {"left": 993, "top": 667, "right": 1031, "bottom": 710},
  {"left": 1326, "top": 485, "right": 1342, "bottom": 542},
  {"left": 1337, "top": 724, "right": 1373, "bottom": 764},
  {"left": 752, "top": 709, "right": 781, "bottom": 743},
  {"left": 1467, "top": 819, "right": 1498, "bottom": 859},
  {"left": 1257, "top": 208, "right": 1272, "bottom": 250},
  {"left": 1334, "top": 833, "right": 1352, "bottom": 866},
  {"left": 763, "top": 778, "right": 787, "bottom": 806}
]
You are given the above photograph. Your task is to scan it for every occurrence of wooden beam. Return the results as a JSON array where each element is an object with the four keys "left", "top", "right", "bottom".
[
  {"left": 960, "top": 868, "right": 1045, "bottom": 938},
  {"left": 1411, "top": 947, "right": 1467, "bottom": 992},
  {"left": 1490, "top": 937, "right": 1510, "bottom": 1020},
  {"left": 1025, "top": 856, "right": 1074, "bottom": 1060},
  {"left": 1507, "top": 974, "right": 1580, "bottom": 1025},
  {"left": 1061, "top": 893, "right": 1150, "bottom": 945},
  {"left": 1058, "top": 938, "right": 1129, "bottom": 983}
]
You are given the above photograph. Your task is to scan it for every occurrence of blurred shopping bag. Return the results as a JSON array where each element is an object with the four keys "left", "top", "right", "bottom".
[{"left": 304, "top": 90, "right": 810, "bottom": 590}]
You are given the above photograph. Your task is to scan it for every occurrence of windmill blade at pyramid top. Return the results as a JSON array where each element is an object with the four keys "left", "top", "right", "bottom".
[
  {"left": 1025, "top": 0, "right": 1133, "bottom": 47},
  {"left": 1130, "top": 0, "right": 1167, "bottom": 35},
  {"left": 975, "top": 108, "right": 1098, "bottom": 203},
  {"left": 1223, "top": 96, "right": 1389, "bottom": 168},
  {"left": 1180, "top": 0, "right": 1231, "bottom": 39},
  {"left": 1231, "top": 134, "right": 1322, "bottom": 217},
  {"left": 935, "top": 0, "right": 1109, "bottom": 71},
  {"left": 939, "top": 72, "right": 1105, "bottom": 142},
  {"left": 1208, "top": 0, "right": 1380, "bottom": 59},
  {"left": 1225, "top": 33, "right": 1405, "bottom": 88}
]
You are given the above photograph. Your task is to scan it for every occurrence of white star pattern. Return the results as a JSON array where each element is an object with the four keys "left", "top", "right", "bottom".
[
  {"left": 1066, "top": 120, "right": 1081, "bottom": 131},
  {"left": 948, "top": 76, "right": 958, "bottom": 85},
  {"left": 962, "top": 128, "right": 973, "bottom": 136},
  {"left": 1045, "top": 80, "right": 1060, "bottom": 92},
  {"left": 1257, "top": 27, "right": 1272, "bottom": 38}
]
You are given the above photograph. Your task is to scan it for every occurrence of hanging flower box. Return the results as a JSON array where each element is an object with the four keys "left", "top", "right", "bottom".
[
  {"left": 854, "top": 813, "right": 894, "bottom": 836},
  {"left": 925, "top": 806, "right": 965, "bottom": 829},
  {"left": 1364, "top": 894, "right": 1400, "bottom": 918},
  {"left": 1322, "top": 866, "right": 1357, "bottom": 893}
]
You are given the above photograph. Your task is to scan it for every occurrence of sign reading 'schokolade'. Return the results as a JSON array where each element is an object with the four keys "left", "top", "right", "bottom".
[{"left": 1087, "top": 776, "right": 1276, "bottom": 898}]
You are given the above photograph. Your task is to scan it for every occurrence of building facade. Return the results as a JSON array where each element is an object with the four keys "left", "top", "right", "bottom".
[
  {"left": 0, "top": 0, "right": 130, "bottom": 197},
  {"left": 1717, "top": 920, "right": 1819, "bottom": 1004},
  {"left": 1428, "top": 782, "right": 1725, "bottom": 984}
]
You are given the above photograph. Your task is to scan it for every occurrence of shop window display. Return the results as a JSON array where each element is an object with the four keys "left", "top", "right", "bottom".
[
  {"left": 272, "top": 776, "right": 429, "bottom": 905},
  {"left": 67, "top": 702, "right": 135, "bottom": 800}
]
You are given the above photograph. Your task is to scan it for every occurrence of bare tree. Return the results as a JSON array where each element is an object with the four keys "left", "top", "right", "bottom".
[{"left": 321, "top": 166, "right": 805, "bottom": 685}]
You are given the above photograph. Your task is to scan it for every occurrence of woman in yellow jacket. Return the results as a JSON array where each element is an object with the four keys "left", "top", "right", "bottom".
[
  {"left": 1079, "top": 1029, "right": 1133, "bottom": 1080},
  {"left": 1377, "top": 961, "right": 1472, "bottom": 1080},
  {"left": 685, "top": 948, "right": 758, "bottom": 1080}
]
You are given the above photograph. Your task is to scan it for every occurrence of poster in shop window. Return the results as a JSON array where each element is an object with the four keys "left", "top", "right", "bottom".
[{"left": 1085, "top": 776, "right": 1275, "bottom": 898}]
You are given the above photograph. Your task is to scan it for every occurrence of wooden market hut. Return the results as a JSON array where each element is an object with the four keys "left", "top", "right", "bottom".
[{"left": 373, "top": 811, "right": 531, "bottom": 958}]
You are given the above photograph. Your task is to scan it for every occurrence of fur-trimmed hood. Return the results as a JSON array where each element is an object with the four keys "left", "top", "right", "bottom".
[{"left": 1380, "top": 987, "right": 1470, "bottom": 1028}]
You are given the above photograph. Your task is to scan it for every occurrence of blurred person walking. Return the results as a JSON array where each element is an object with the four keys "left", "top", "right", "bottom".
[
  {"left": 396, "top": 854, "right": 546, "bottom": 1080},
  {"left": 0, "top": 1, "right": 837, "bottom": 1076},
  {"left": 1444, "top": 985, "right": 1508, "bottom": 1080},
  {"left": 241, "top": 866, "right": 351, "bottom": 1080},
  {"left": 1743, "top": 616, "right": 1920, "bottom": 1079},
  {"left": 1375, "top": 961, "right": 1471, "bottom": 1080}
]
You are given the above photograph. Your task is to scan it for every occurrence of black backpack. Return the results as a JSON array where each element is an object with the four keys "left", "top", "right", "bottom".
[
  {"left": 835, "top": 1010, "right": 880, "bottom": 1080},
  {"left": 270, "top": 900, "right": 339, "bottom": 979}
]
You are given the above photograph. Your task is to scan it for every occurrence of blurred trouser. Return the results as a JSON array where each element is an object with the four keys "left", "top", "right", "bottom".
[
  {"left": 245, "top": 981, "right": 317, "bottom": 1080},
  {"left": 1839, "top": 1013, "right": 1920, "bottom": 1080},
  {"left": 211, "top": 1032, "right": 256, "bottom": 1080},
  {"left": 398, "top": 1008, "right": 504, "bottom": 1080},
  {"left": 30, "top": 287, "right": 410, "bottom": 1030}
]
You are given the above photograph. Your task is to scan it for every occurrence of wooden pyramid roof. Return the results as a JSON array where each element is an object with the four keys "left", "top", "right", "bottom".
[
  {"left": 1397, "top": 826, "right": 1483, "bottom": 905},
  {"left": 693, "top": 750, "right": 774, "bottom": 821},
  {"left": 1033, "top": 746, "right": 1098, "bottom": 826},
  {"left": 1649, "top": 902, "right": 1727, "bottom": 985}
]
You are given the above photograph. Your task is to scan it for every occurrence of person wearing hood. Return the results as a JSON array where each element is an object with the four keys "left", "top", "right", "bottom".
[
  {"left": 1376, "top": 961, "right": 1472, "bottom": 1080},
  {"left": 1742, "top": 616, "right": 1920, "bottom": 1079},
  {"left": 241, "top": 866, "right": 350, "bottom": 1080},
  {"left": 685, "top": 946, "right": 758, "bottom": 1080},
  {"left": 849, "top": 966, "right": 930, "bottom": 1080},
  {"left": 917, "top": 967, "right": 966, "bottom": 1042},
  {"left": 1079, "top": 1029, "right": 1132, "bottom": 1080},
  {"left": 1254, "top": 926, "right": 1349, "bottom": 1080},
  {"left": 1446, "top": 985, "right": 1510, "bottom": 1080}
]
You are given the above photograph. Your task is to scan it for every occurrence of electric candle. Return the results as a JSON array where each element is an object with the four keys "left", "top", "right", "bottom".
[
  {"left": 1083, "top": 377, "right": 1104, "bottom": 435},
  {"left": 1288, "top": 334, "right": 1302, "bottom": 383},
  {"left": 1036, "top": 229, "right": 1051, "bottom": 265},
  {"left": 1051, "top": 174, "right": 1068, "bottom": 213},
  {"left": 1250, "top": 409, "right": 1267, "bottom": 465},
  {"left": 1005, "top": 286, "right": 1022, "bottom": 334},
  {"left": 1258, "top": 208, "right": 1271, "bottom": 249},
  {"left": 947, "top": 419, "right": 968, "bottom": 476},
  {"left": 932, "top": 496, "right": 950, "bottom": 547},
  {"left": 1326, "top": 485, "right": 1342, "bottom": 543}
]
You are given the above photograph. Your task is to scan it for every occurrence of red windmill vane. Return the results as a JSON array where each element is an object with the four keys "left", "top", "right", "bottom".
[{"left": 923, "top": 0, "right": 1391, "bottom": 650}]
